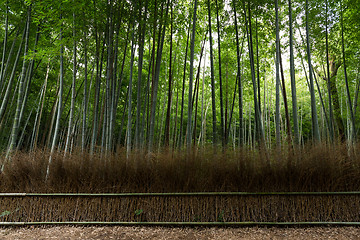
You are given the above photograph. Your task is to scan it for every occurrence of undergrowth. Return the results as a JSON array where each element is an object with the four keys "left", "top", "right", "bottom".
[{"left": 0, "top": 143, "right": 359, "bottom": 193}]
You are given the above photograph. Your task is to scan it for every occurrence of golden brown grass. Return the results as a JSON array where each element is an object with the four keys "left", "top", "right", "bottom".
[
  {"left": 1, "top": 143, "right": 360, "bottom": 222},
  {"left": 0, "top": 143, "right": 359, "bottom": 193}
]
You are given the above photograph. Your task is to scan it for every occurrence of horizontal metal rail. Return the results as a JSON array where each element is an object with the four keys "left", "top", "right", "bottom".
[
  {"left": 1, "top": 221, "right": 360, "bottom": 226},
  {"left": 1, "top": 192, "right": 360, "bottom": 197}
]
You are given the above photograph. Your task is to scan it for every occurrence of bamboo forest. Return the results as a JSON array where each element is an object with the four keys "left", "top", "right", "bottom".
[{"left": 1, "top": 0, "right": 360, "bottom": 192}]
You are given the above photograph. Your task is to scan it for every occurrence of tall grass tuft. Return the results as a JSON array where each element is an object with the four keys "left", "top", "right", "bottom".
[
  {"left": 1, "top": 143, "right": 360, "bottom": 223},
  {"left": 0, "top": 143, "right": 359, "bottom": 193}
]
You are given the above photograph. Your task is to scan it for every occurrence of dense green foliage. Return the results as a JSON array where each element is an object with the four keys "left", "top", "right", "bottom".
[{"left": 0, "top": 0, "right": 359, "bottom": 158}]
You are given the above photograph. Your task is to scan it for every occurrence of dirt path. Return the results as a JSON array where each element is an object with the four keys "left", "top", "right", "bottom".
[{"left": 1, "top": 226, "right": 360, "bottom": 239}]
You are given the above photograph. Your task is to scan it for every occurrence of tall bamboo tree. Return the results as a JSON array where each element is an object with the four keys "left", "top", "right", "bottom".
[
  {"left": 47, "top": 11, "right": 64, "bottom": 179},
  {"left": 186, "top": 0, "right": 198, "bottom": 149},
  {"left": 164, "top": 2, "right": 173, "bottom": 147},
  {"left": 288, "top": 0, "right": 299, "bottom": 145},
  {"left": 305, "top": 0, "right": 320, "bottom": 142},
  {"left": 243, "top": 1, "right": 265, "bottom": 146},
  {"left": 6, "top": 6, "right": 31, "bottom": 158},
  {"left": 325, "top": 0, "right": 334, "bottom": 142},
  {"left": 178, "top": 21, "right": 190, "bottom": 148},
  {"left": 0, "top": 30, "right": 23, "bottom": 128},
  {"left": 148, "top": 0, "right": 170, "bottom": 152},
  {"left": 275, "top": 0, "right": 281, "bottom": 147},
  {"left": 65, "top": 11, "right": 77, "bottom": 154},
  {"left": 135, "top": 0, "right": 148, "bottom": 149},
  {"left": 215, "top": 0, "right": 225, "bottom": 146},
  {"left": 232, "top": 0, "right": 243, "bottom": 146},
  {"left": 0, "top": 0, "right": 9, "bottom": 91},
  {"left": 340, "top": 0, "right": 356, "bottom": 141}
]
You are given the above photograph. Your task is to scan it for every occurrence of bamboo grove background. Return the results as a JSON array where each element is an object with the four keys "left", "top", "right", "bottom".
[{"left": 0, "top": 0, "right": 359, "bottom": 171}]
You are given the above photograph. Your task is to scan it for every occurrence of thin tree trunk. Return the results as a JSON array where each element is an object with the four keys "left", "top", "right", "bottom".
[
  {"left": 232, "top": 0, "right": 243, "bottom": 146},
  {"left": 44, "top": 84, "right": 59, "bottom": 148},
  {"left": 135, "top": 0, "right": 148, "bottom": 149},
  {"left": 0, "top": 30, "right": 23, "bottom": 127},
  {"left": 148, "top": 0, "right": 170, "bottom": 152},
  {"left": 288, "top": 0, "right": 300, "bottom": 145},
  {"left": 0, "top": 29, "right": 19, "bottom": 98},
  {"left": 279, "top": 50, "right": 292, "bottom": 141},
  {"left": 207, "top": 0, "right": 217, "bottom": 145},
  {"left": 340, "top": 0, "right": 356, "bottom": 141},
  {"left": 117, "top": 87, "right": 129, "bottom": 147},
  {"left": 82, "top": 28, "right": 88, "bottom": 151},
  {"left": 126, "top": 18, "right": 136, "bottom": 155},
  {"left": 18, "top": 29, "right": 39, "bottom": 136},
  {"left": 215, "top": 0, "right": 225, "bottom": 146},
  {"left": 353, "top": 68, "right": 360, "bottom": 117},
  {"left": 226, "top": 75, "right": 238, "bottom": 145},
  {"left": 164, "top": 3, "right": 173, "bottom": 147},
  {"left": 65, "top": 11, "right": 77, "bottom": 154},
  {"left": 114, "top": 25, "right": 130, "bottom": 123},
  {"left": 305, "top": 0, "right": 320, "bottom": 142},
  {"left": 6, "top": 6, "right": 31, "bottom": 161},
  {"left": 143, "top": 33, "right": 153, "bottom": 148},
  {"left": 255, "top": 12, "right": 261, "bottom": 113},
  {"left": 191, "top": 31, "right": 207, "bottom": 144},
  {"left": 329, "top": 59, "right": 345, "bottom": 140},
  {"left": 325, "top": 0, "right": 334, "bottom": 142},
  {"left": 275, "top": 0, "right": 281, "bottom": 147},
  {"left": 225, "top": 62, "right": 228, "bottom": 145},
  {"left": 147, "top": 0, "right": 158, "bottom": 145},
  {"left": 31, "top": 61, "right": 50, "bottom": 150},
  {"left": 172, "top": 89, "right": 179, "bottom": 148},
  {"left": 243, "top": 1, "right": 265, "bottom": 146},
  {"left": 313, "top": 69, "right": 330, "bottom": 134},
  {"left": 186, "top": 0, "right": 198, "bottom": 149},
  {"left": 0, "top": 0, "right": 9, "bottom": 91},
  {"left": 90, "top": 18, "right": 102, "bottom": 154},
  {"left": 200, "top": 57, "right": 206, "bottom": 146},
  {"left": 105, "top": 2, "right": 114, "bottom": 152},
  {"left": 178, "top": 21, "right": 190, "bottom": 148},
  {"left": 46, "top": 12, "right": 64, "bottom": 179},
  {"left": 157, "top": 92, "right": 167, "bottom": 151},
  {"left": 170, "top": 43, "right": 179, "bottom": 147},
  {"left": 17, "top": 109, "right": 33, "bottom": 150}
]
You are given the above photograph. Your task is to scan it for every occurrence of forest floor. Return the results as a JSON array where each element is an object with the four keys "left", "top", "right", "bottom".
[{"left": 1, "top": 226, "right": 360, "bottom": 239}]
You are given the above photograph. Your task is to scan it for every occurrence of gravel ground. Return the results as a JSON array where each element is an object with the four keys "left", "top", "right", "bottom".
[{"left": 1, "top": 226, "right": 360, "bottom": 239}]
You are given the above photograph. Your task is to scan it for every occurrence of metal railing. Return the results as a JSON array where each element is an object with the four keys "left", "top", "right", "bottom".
[
  {"left": 2, "top": 191, "right": 360, "bottom": 197},
  {"left": 1, "top": 221, "right": 360, "bottom": 226}
]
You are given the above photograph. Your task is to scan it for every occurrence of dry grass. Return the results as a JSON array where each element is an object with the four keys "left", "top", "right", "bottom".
[
  {"left": 1, "top": 143, "right": 360, "bottom": 222},
  {"left": 0, "top": 143, "right": 359, "bottom": 193}
]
